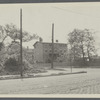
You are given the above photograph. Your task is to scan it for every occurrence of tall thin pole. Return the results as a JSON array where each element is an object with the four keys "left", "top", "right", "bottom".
[
  {"left": 20, "top": 9, "right": 23, "bottom": 77},
  {"left": 51, "top": 23, "right": 54, "bottom": 69},
  {"left": 70, "top": 45, "right": 72, "bottom": 73}
]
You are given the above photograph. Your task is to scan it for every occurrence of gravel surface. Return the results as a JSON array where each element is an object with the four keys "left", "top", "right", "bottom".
[{"left": 0, "top": 68, "right": 100, "bottom": 94}]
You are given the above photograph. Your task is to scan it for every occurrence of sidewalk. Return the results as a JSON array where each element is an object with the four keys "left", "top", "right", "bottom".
[
  {"left": 34, "top": 68, "right": 85, "bottom": 75},
  {"left": 0, "top": 68, "right": 87, "bottom": 80}
]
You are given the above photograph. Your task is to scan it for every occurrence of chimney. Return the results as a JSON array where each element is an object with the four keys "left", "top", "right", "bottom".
[
  {"left": 56, "top": 40, "right": 58, "bottom": 43},
  {"left": 39, "top": 37, "right": 43, "bottom": 42}
]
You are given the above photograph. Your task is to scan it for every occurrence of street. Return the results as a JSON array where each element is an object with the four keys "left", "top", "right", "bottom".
[{"left": 0, "top": 68, "right": 100, "bottom": 94}]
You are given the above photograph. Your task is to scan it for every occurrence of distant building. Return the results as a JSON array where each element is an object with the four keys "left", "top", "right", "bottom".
[
  {"left": 23, "top": 47, "right": 34, "bottom": 64},
  {"left": 33, "top": 41, "right": 68, "bottom": 63},
  {"left": 6, "top": 41, "right": 34, "bottom": 64}
]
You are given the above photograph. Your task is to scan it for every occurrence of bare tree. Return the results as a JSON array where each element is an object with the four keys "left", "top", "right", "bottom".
[
  {"left": 68, "top": 29, "right": 82, "bottom": 62},
  {"left": 68, "top": 29, "right": 96, "bottom": 66},
  {"left": 0, "top": 23, "right": 39, "bottom": 66},
  {"left": 0, "top": 25, "right": 6, "bottom": 51},
  {"left": 84, "top": 29, "right": 96, "bottom": 61},
  {"left": 4, "top": 23, "right": 39, "bottom": 42}
]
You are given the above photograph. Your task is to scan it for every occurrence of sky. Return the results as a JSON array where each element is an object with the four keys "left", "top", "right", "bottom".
[{"left": 0, "top": 2, "right": 100, "bottom": 54}]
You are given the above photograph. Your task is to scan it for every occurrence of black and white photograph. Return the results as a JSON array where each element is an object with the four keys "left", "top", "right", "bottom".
[{"left": 0, "top": 2, "right": 100, "bottom": 96}]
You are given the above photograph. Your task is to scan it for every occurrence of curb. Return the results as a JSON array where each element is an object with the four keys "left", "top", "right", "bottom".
[{"left": 0, "top": 71, "right": 87, "bottom": 80}]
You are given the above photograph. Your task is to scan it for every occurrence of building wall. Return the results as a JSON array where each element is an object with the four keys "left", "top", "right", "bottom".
[
  {"left": 43, "top": 43, "right": 67, "bottom": 63},
  {"left": 34, "top": 42, "right": 68, "bottom": 63},
  {"left": 34, "top": 42, "right": 44, "bottom": 63}
]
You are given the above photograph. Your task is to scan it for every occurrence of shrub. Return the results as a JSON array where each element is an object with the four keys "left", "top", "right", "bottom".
[{"left": 4, "top": 57, "right": 20, "bottom": 72}]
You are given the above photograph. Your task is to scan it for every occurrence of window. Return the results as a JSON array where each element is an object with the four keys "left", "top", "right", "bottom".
[
  {"left": 45, "top": 50, "right": 48, "bottom": 52},
  {"left": 64, "top": 50, "right": 66, "bottom": 52},
  {"left": 60, "top": 50, "right": 62, "bottom": 52},
  {"left": 61, "top": 53, "right": 63, "bottom": 55},
  {"left": 55, "top": 50, "right": 57, "bottom": 52}
]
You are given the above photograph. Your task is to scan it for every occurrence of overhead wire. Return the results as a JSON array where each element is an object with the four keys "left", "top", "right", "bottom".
[{"left": 51, "top": 6, "right": 100, "bottom": 19}]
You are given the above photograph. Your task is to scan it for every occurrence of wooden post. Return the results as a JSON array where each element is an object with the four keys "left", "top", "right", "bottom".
[
  {"left": 20, "top": 9, "right": 23, "bottom": 77},
  {"left": 51, "top": 23, "right": 54, "bottom": 69}
]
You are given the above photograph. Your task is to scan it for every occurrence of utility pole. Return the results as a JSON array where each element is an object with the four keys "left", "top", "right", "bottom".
[
  {"left": 70, "top": 46, "right": 72, "bottom": 73},
  {"left": 51, "top": 23, "right": 54, "bottom": 69},
  {"left": 20, "top": 9, "right": 23, "bottom": 77}
]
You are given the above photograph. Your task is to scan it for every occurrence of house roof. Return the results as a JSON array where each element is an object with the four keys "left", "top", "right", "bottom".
[
  {"left": 33, "top": 41, "right": 67, "bottom": 47},
  {"left": 43, "top": 42, "right": 67, "bottom": 45}
]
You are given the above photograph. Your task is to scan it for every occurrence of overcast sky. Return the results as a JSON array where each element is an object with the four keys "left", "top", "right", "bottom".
[{"left": 0, "top": 3, "right": 100, "bottom": 54}]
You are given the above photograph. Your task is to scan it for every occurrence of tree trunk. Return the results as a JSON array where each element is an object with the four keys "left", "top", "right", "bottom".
[
  {"left": 81, "top": 41, "right": 85, "bottom": 66},
  {"left": 87, "top": 49, "right": 90, "bottom": 61},
  {"left": 82, "top": 48, "right": 85, "bottom": 66}
]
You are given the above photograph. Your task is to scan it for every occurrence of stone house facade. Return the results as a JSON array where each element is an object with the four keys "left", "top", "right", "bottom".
[{"left": 33, "top": 41, "right": 68, "bottom": 63}]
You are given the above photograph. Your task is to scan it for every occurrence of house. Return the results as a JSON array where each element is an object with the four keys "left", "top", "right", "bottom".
[{"left": 33, "top": 41, "right": 68, "bottom": 63}]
